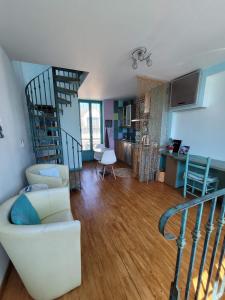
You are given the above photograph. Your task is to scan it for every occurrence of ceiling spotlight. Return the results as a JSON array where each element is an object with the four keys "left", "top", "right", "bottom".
[
  {"left": 132, "top": 58, "right": 138, "bottom": 69},
  {"left": 131, "top": 47, "right": 152, "bottom": 69},
  {"left": 146, "top": 55, "right": 152, "bottom": 67}
]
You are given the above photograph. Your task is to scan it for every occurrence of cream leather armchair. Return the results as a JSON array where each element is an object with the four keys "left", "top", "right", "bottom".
[
  {"left": 25, "top": 164, "right": 69, "bottom": 188},
  {"left": 0, "top": 187, "right": 81, "bottom": 300}
]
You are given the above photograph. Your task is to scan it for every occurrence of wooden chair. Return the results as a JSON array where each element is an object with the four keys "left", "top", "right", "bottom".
[{"left": 183, "top": 153, "right": 219, "bottom": 197}]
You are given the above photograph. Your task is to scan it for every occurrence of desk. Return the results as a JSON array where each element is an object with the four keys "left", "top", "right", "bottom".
[{"left": 160, "top": 151, "right": 225, "bottom": 188}]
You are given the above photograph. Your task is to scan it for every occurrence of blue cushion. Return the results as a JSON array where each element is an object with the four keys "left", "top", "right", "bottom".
[{"left": 10, "top": 194, "right": 41, "bottom": 225}]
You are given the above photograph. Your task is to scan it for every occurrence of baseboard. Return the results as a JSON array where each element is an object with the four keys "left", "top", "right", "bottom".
[{"left": 0, "top": 263, "right": 11, "bottom": 299}]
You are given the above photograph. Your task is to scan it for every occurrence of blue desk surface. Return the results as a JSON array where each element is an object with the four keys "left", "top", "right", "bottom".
[{"left": 161, "top": 151, "right": 225, "bottom": 172}]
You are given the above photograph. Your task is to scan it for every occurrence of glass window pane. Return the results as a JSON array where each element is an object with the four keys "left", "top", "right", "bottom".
[
  {"left": 80, "top": 102, "right": 91, "bottom": 150},
  {"left": 91, "top": 103, "right": 101, "bottom": 148}
]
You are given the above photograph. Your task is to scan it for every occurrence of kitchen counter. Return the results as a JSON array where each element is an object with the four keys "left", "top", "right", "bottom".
[
  {"left": 115, "top": 139, "right": 139, "bottom": 145},
  {"left": 115, "top": 140, "right": 139, "bottom": 175}
]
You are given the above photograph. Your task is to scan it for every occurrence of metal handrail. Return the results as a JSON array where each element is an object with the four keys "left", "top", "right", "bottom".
[
  {"left": 159, "top": 188, "right": 225, "bottom": 240},
  {"left": 158, "top": 188, "right": 225, "bottom": 300},
  {"left": 25, "top": 67, "right": 51, "bottom": 94},
  {"left": 61, "top": 127, "right": 82, "bottom": 149}
]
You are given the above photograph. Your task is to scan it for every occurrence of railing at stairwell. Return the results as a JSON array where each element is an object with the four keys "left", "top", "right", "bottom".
[
  {"left": 61, "top": 128, "right": 82, "bottom": 190},
  {"left": 159, "top": 189, "right": 225, "bottom": 300},
  {"left": 25, "top": 67, "right": 60, "bottom": 161},
  {"left": 25, "top": 67, "right": 83, "bottom": 190}
]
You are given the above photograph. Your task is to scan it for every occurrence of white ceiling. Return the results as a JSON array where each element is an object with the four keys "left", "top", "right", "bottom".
[{"left": 1, "top": 0, "right": 225, "bottom": 100}]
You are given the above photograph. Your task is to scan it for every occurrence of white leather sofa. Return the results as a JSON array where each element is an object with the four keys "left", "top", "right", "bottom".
[
  {"left": 25, "top": 164, "right": 69, "bottom": 188},
  {"left": 0, "top": 187, "right": 81, "bottom": 300}
]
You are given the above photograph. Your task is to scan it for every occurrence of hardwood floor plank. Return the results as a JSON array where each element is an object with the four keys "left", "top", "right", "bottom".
[{"left": 1, "top": 162, "right": 224, "bottom": 300}]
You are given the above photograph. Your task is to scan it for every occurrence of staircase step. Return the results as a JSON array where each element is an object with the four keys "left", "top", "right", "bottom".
[
  {"left": 34, "top": 105, "right": 56, "bottom": 112},
  {"left": 37, "top": 154, "right": 62, "bottom": 162},
  {"left": 34, "top": 135, "right": 60, "bottom": 141},
  {"left": 57, "top": 97, "right": 71, "bottom": 105},
  {"left": 33, "top": 114, "right": 58, "bottom": 121},
  {"left": 40, "top": 113, "right": 57, "bottom": 118},
  {"left": 35, "top": 126, "right": 60, "bottom": 131},
  {"left": 54, "top": 67, "right": 82, "bottom": 76},
  {"left": 69, "top": 170, "right": 82, "bottom": 190},
  {"left": 56, "top": 87, "right": 77, "bottom": 96},
  {"left": 54, "top": 75, "right": 79, "bottom": 84},
  {"left": 35, "top": 144, "right": 62, "bottom": 151},
  {"left": 70, "top": 183, "right": 81, "bottom": 191}
]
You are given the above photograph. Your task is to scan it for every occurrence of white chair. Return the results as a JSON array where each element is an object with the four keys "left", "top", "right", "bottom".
[
  {"left": 26, "top": 164, "right": 69, "bottom": 188},
  {"left": 94, "top": 144, "right": 105, "bottom": 161},
  {"left": 94, "top": 144, "right": 105, "bottom": 172},
  {"left": 0, "top": 187, "right": 81, "bottom": 300},
  {"left": 99, "top": 149, "right": 117, "bottom": 180}
]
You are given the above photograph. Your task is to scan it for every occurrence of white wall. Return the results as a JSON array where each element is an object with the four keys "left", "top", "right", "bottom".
[
  {"left": 19, "top": 61, "right": 49, "bottom": 85},
  {"left": 0, "top": 47, "right": 34, "bottom": 285},
  {"left": 171, "top": 70, "right": 225, "bottom": 160},
  {"left": 14, "top": 61, "right": 52, "bottom": 106}
]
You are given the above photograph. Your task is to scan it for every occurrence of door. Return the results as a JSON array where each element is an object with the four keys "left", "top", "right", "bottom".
[{"left": 79, "top": 100, "right": 103, "bottom": 161}]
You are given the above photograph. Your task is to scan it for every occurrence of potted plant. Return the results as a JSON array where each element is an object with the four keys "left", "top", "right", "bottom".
[{"left": 167, "top": 145, "right": 174, "bottom": 154}]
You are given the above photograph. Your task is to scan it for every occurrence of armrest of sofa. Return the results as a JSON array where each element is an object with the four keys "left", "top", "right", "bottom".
[
  {"left": 0, "top": 220, "right": 81, "bottom": 300},
  {"left": 26, "top": 171, "right": 63, "bottom": 188},
  {"left": 58, "top": 165, "right": 69, "bottom": 182},
  {"left": 1, "top": 220, "right": 81, "bottom": 269},
  {"left": 26, "top": 187, "right": 71, "bottom": 220}
]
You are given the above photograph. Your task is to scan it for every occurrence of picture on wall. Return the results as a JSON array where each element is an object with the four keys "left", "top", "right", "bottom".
[{"left": 179, "top": 146, "right": 190, "bottom": 155}]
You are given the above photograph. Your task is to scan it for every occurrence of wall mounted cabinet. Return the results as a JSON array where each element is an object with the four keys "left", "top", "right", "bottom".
[
  {"left": 118, "top": 103, "right": 135, "bottom": 128},
  {"left": 126, "top": 104, "right": 131, "bottom": 127},
  {"left": 169, "top": 69, "right": 208, "bottom": 111}
]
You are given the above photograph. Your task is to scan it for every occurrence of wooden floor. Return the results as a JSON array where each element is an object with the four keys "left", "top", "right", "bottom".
[{"left": 2, "top": 163, "right": 225, "bottom": 300}]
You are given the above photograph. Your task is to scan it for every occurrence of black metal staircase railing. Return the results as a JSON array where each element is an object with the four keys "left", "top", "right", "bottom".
[
  {"left": 159, "top": 189, "right": 225, "bottom": 300},
  {"left": 25, "top": 66, "right": 84, "bottom": 190},
  {"left": 61, "top": 128, "right": 82, "bottom": 190}
]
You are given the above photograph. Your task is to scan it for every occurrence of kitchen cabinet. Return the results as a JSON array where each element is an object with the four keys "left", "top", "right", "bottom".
[
  {"left": 115, "top": 140, "right": 134, "bottom": 166},
  {"left": 118, "top": 107, "right": 126, "bottom": 127},
  {"left": 126, "top": 104, "right": 131, "bottom": 127},
  {"left": 115, "top": 139, "right": 124, "bottom": 161},
  {"left": 115, "top": 140, "right": 138, "bottom": 171},
  {"left": 118, "top": 104, "right": 135, "bottom": 128}
]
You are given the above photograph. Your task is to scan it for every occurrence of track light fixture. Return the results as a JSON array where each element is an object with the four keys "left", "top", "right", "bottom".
[{"left": 131, "top": 47, "right": 152, "bottom": 69}]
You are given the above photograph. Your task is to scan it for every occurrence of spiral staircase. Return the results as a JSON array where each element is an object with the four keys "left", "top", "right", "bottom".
[{"left": 25, "top": 66, "right": 86, "bottom": 190}]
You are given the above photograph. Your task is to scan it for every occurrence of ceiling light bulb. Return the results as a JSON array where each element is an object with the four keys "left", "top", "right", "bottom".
[
  {"left": 146, "top": 55, "right": 152, "bottom": 67},
  {"left": 138, "top": 50, "right": 144, "bottom": 61},
  {"left": 130, "top": 47, "right": 152, "bottom": 69},
  {"left": 132, "top": 58, "right": 138, "bottom": 69}
]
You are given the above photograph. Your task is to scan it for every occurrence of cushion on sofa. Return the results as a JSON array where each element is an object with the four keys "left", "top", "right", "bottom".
[
  {"left": 39, "top": 167, "right": 60, "bottom": 178},
  {"left": 10, "top": 194, "right": 41, "bottom": 225},
  {"left": 41, "top": 210, "right": 74, "bottom": 224}
]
